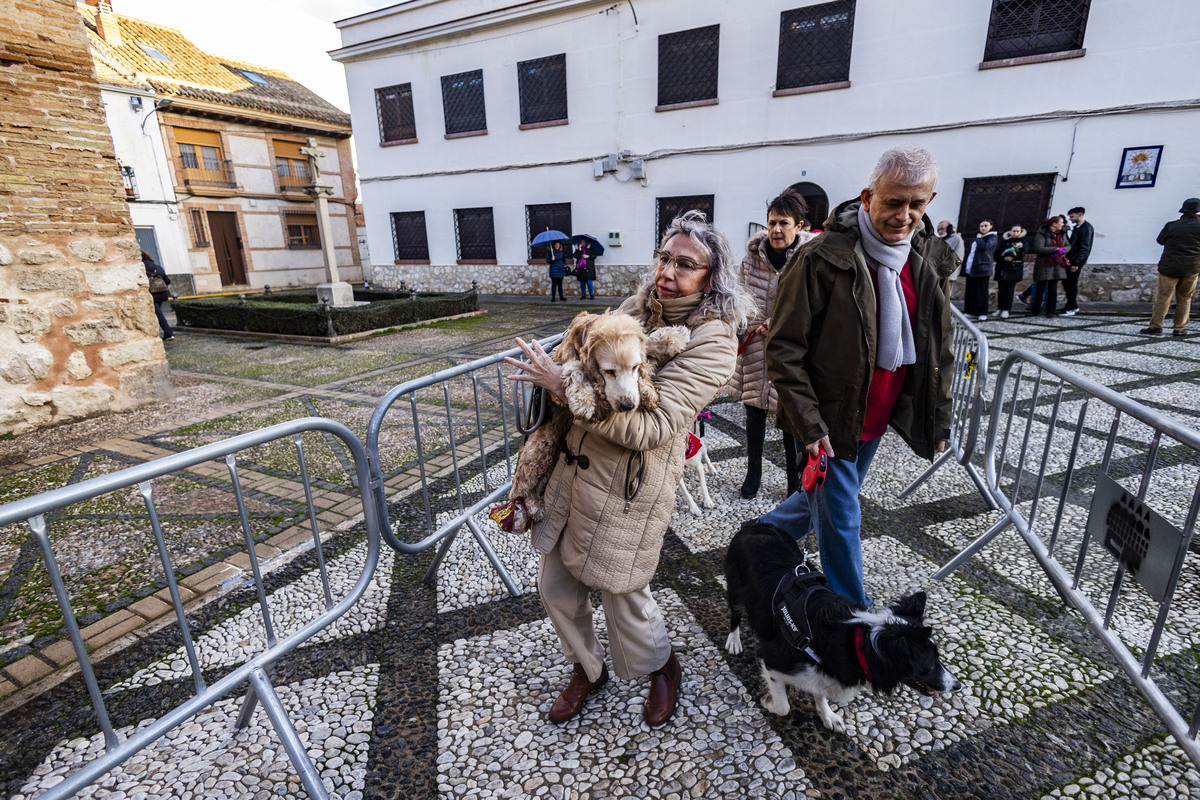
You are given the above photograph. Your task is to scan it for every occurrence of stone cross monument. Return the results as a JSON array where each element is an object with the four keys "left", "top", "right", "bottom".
[{"left": 300, "top": 138, "right": 354, "bottom": 307}]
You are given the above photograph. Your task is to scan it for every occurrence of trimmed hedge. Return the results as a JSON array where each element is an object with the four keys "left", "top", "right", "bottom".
[{"left": 173, "top": 289, "right": 478, "bottom": 337}]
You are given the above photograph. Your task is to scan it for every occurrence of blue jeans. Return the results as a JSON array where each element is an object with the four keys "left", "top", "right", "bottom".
[
  {"left": 758, "top": 436, "right": 883, "bottom": 607},
  {"left": 580, "top": 279, "right": 594, "bottom": 296}
]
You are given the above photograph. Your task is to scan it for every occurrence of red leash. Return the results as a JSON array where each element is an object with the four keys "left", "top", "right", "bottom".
[{"left": 738, "top": 322, "right": 768, "bottom": 355}]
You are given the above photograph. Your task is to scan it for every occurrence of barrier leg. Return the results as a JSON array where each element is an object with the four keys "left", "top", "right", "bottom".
[
  {"left": 933, "top": 514, "right": 1013, "bottom": 579},
  {"left": 965, "top": 462, "right": 999, "bottom": 510},
  {"left": 897, "top": 450, "right": 952, "bottom": 500},
  {"left": 423, "top": 526, "right": 461, "bottom": 586},
  {"left": 235, "top": 680, "right": 261, "bottom": 730},
  {"left": 248, "top": 667, "right": 330, "bottom": 800},
  {"left": 465, "top": 515, "right": 523, "bottom": 597}
]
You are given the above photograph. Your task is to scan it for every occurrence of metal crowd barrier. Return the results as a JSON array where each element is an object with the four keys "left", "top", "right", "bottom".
[
  {"left": 0, "top": 418, "right": 381, "bottom": 800},
  {"left": 898, "top": 304, "right": 996, "bottom": 508},
  {"left": 935, "top": 349, "right": 1200, "bottom": 768},
  {"left": 365, "top": 333, "right": 564, "bottom": 596}
]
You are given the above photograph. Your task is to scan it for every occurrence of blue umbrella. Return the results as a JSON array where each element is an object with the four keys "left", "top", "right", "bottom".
[
  {"left": 571, "top": 234, "right": 605, "bottom": 257},
  {"left": 531, "top": 229, "right": 570, "bottom": 246}
]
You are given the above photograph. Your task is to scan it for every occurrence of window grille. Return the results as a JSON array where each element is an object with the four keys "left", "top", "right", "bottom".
[
  {"left": 984, "top": 0, "right": 1090, "bottom": 62},
  {"left": 190, "top": 209, "right": 210, "bottom": 248},
  {"left": 517, "top": 54, "right": 567, "bottom": 125},
  {"left": 957, "top": 173, "right": 1057, "bottom": 240},
  {"left": 178, "top": 144, "right": 234, "bottom": 187},
  {"left": 526, "top": 203, "right": 572, "bottom": 260},
  {"left": 120, "top": 165, "right": 138, "bottom": 199},
  {"left": 655, "top": 195, "right": 715, "bottom": 246},
  {"left": 376, "top": 83, "right": 416, "bottom": 143},
  {"left": 454, "top": 207, "right": 496, "bottom": 261},
  {"left": 391, "top": 211, "right": 430, "bottom": 261},
  {"left": 777, "top": 1, "right": 856, "bottom": 90},
  {"left": 657, "top": 25, "right": 720, "bottom": 107},
  {"left": 283, "top": 210, "right": 321, "bottom": 250},
  {"left": 441, "top": 70, "right": 487, "bottom": 135}
]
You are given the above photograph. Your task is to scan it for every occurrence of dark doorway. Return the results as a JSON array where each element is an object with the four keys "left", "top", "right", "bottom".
[
  {"left": 958, "top": 173, "right": 1056, "bottom": 238},
  {"left": 208, "top": 211, "right": 246, "bottom": 286},
  {"left": 134, "top": 226, "right": 161, "bottom": 265},
  {"left": 788, "top": 182, "right": 829, "bottom": 229}
]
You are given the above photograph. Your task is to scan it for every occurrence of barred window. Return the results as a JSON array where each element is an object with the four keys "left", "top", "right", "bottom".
[
  {"left": 190, "top": 209, "right": 210, "bottom": 248},
  {"left": 657, "top": 25, "right": 720, "bottom": 108},
  {"left": 526, "top": 203, "right": 572, "bottom": 261},
  {"left": 957, "top": 174, "right": 1056, "bottom": 240},
  {"left": 983, "top": 0, "right": 1090, "bottom": 62},
  {"left": 441, "top": 70, "right": 487, "bottom": 136},
  {"left": 517, "top": 54, "right": 567, "bottom": 126},
  {"left": 655, "top": 195, "right": 715, "bottom": 246},
  {"left": 376, "top": 83, "right": 416, "bottom": 144},
  {"left": 454, "top": 207, "right": 496, "bottom": 261},
  {"left": 283, "top": 210, "right": 321, "bottom": 249},
  {"left": 776, "top": 1, "right": 856, "bottom": 91},
  {"left": 391, "top": 211, "right": 429, "bottom": 262}
]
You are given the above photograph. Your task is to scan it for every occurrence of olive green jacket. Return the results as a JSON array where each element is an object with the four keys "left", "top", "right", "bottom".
[{"left": 765, "top": 199, "right": 956, "bottom": 462}]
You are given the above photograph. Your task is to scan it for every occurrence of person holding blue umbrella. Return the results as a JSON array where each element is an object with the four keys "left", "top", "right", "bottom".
[{"left": 532, "top": 229, "right": 571, "bottom": 302}]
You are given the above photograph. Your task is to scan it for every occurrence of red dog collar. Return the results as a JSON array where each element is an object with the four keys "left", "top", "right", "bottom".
[{"left": 855, "top": 627, "right": 873, "bottom": 680}]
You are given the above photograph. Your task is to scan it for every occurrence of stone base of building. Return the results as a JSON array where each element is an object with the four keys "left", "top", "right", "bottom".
[{"left": 371, "top": 263, "right": 648, "bottom": 298}]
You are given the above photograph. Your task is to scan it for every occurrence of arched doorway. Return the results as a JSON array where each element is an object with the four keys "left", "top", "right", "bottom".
[{"left": 788, "top": 181, "right": 829, "bottom": 230}]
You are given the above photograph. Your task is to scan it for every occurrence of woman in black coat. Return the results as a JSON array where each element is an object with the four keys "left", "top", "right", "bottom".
[
  {"left": 142, "top": 251, "right": 174, "bottom": 340},
  {"left": 993, "top": 224, "right": 1029, "bottom": 319},
  {"left": 572, "top": 240, "right": 597, "bottom": 299},
  {"left": 962, "top": 219, "right": 998, "bottom": 320},
  {"left": 1030, "top": 216, "right": 1072, "bottom": 317}
]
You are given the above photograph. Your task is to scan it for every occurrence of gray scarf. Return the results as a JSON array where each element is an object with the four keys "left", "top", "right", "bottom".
[{"left": 856, "top": 204, "right": 916, "bottom": 371}]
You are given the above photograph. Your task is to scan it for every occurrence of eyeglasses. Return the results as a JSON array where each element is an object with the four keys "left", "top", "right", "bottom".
[{"left": 653, "top": 249, "right": 709, "bottom": 274}]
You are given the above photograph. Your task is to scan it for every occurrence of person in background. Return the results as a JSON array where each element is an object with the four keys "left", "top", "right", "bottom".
[
  {"left": 728, "top": 189, "right": 806, "bottom": 499},
  {"left": 546, "top": 241, "right": 568, "bottom": 302},
  {"left": 1029, "top": 215, "right": 1072, "bottom": 317},
  {"left": 508, "top": 210, "right": 753, "bottom": 727},
  {"left": 993, "top": 223, "right": 1029, "bottom": 319},
  {"left": 573, "top": 240, "right": 597, "bottom": 300},
  {"left": 761, "top": 145, "right": 955, "bottom": 607},
  {"left": 142, "top": 251, "right": 174, "bottom": 340},
  {"left": 937, "top": 220, "right": 965, "bottom": 280},
  {"left": 1141, "top": 198, "right": 1200, "bottom": 337},
  {"left": 1062, "top": 206, "right": 1094, "bottom": 316},
  {"left": 962, "top": 219, "right": 997, "bottom": 321},
  {"left": 794, "top": 218, "right": 817, "bottom": 246}
]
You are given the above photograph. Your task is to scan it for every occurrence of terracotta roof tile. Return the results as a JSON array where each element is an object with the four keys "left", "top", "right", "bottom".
[{"left": 76, "top": 3, "right": 349, "bottom": 128}]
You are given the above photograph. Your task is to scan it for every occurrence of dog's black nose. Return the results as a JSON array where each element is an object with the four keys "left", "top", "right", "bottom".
[{"left": 619, "top": 399, "right": 635, "bottom": 411}]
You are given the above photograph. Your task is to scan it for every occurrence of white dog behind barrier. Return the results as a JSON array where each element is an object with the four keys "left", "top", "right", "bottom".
[{"left": 679, "top": 411, "right": 715, "bottom": 515}]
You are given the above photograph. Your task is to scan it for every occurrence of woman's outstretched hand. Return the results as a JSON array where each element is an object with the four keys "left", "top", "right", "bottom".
[{"left": 504, "top": 337, "right": 567, "bottom": 404}]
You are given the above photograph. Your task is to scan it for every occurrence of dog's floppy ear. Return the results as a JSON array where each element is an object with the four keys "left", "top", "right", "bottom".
[
  {"left": 554, "top": 312, "right": 594, "bottom": 364},
  {"left": 892, "top": 591, "right": 927, "bottom": 622}
]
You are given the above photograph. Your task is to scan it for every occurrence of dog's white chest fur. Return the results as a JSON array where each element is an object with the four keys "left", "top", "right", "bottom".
[{"left": 760, "top": 663, "right": 863, "bottom": 732}]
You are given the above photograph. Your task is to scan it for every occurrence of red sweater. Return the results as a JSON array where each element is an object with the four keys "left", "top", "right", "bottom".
[{"left": 861, "top": 260, "right": 917, "bottom": 442}]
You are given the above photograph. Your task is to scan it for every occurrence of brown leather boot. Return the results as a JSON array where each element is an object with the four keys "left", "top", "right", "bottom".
[
  {"left": 547, "top": 663, "right": 609, "bottom": 723},
  {"left": 644, "top": 651, "right": 681, "bottom": 727}
]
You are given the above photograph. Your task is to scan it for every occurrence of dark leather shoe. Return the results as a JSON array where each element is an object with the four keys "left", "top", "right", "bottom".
[
  {"left": 548, "top": 663, "right": 608, "bottom": 723},
  {"left": 740, "top": 472, "right": 761, "bottom": 499},
  {"left": 644, "top": 652, "right": 681, "bottom": 727}
]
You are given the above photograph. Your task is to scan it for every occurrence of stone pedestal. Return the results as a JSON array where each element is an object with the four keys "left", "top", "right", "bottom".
[{"left": 316, "top": 281, "right": 356, "bottom": 307}]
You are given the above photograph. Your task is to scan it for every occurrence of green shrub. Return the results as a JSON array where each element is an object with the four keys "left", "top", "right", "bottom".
[{"left": 172, "top": 289, "right": 478, "bottom": 337}]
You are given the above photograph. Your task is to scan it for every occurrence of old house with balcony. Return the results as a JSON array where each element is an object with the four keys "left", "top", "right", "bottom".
[{"left": 79, "top": 0, "right": 361, "bottom": 294}]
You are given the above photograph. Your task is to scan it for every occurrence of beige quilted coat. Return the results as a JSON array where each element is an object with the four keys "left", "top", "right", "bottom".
[
  {"left": 726, "top": 231, "right": 804, "bottom": 411},
  {"left": 530, "top": 287, "right": 737, "bottom": 594}
]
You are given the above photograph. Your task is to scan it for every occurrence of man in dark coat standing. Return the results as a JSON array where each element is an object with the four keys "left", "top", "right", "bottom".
[
  {"left": 1062, "top": 206, "right": 1094, "bottom": 316},
  {"left": 1142, "top": 198, "right": 1200, "bottom": 336},
  {"left": 759, "top": 145, "right": 956, "bottom": 606}
]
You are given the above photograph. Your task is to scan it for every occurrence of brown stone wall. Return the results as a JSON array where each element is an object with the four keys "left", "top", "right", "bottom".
[{"left": 0, "top": 0, "right": 172, "bottom": 435}]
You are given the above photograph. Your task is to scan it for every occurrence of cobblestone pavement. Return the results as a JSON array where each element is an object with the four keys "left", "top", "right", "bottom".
[{"left": 2, "top": 303, "right": 1200, "bottom": 800}]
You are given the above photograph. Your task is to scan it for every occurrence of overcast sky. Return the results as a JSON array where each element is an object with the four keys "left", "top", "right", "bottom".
[{"left": 112, "top": 0, "right": 396, "bottom": 112}]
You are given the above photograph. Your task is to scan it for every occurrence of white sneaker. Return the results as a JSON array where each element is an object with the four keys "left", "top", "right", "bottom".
[
  {"left": 1062, "top": 308, "right": 1078, "bottom": 317},
  {"left": 1000, "top": 311, "right": 1010, "bottom": 319},
  {"left": 977, "top": 315, "right": 988, "bottom": 321}
]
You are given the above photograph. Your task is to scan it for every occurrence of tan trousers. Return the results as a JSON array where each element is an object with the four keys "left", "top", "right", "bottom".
[
  {"left": 538, "top": 534, "right": 672, "bottom": 682},
  {"left": 1150, "top": 273, "right": 1199, "bottom": 331}
]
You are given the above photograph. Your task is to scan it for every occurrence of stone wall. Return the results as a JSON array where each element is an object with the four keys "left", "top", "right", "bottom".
[
  {"left": 950, "top": 261, "right": 1160, "bottom": 305},
  {"left": 372, "top": 263, "right": 650, "bottom": 298},
  {"left": 0, "top": 0, "right": 173, "bottom": 436}
]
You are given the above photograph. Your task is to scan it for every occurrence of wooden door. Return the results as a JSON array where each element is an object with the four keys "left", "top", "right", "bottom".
[
  {"left": 208, "top": 211, "right": 246, "bottom": 285},
  {"left": 958, "top": 174, "right": 1056, "bottom": 237}
]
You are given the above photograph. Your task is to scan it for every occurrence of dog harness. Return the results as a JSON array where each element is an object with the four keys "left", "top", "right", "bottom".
[{"left": 771, "top": 563, "right": 828, "bottom": 664}]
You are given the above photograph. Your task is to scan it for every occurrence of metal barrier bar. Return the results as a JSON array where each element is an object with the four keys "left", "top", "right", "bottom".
[
  {"left": 0, "top": 417, "right": 381, "bottom": 800},
  {"left": 934, "top": 349, "right": 1200, "bottom": 768},
  {"left": 897, "top": 305, "right": 995, "bottom": 508},
  {"left": 365, "top": 334, "right": 564, "bottom": 596}
]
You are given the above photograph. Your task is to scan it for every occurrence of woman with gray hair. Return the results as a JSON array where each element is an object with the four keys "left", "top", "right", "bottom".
[{"left": 507, "top": 210, "right": 751, "bottom": 728}]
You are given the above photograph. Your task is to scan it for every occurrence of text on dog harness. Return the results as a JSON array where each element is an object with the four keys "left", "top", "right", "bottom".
[{"left": 771, "top": 562, "right": 828, "bottom": 663}]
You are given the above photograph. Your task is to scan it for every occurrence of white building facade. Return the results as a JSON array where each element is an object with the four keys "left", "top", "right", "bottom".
[{"left": 335, "top": 0, "right": 1200, "bottom": 301}]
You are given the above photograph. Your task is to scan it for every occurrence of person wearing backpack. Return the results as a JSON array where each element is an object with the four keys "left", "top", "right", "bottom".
[{"left": 142, "top": 251, "right": 174, "bottom": 340}]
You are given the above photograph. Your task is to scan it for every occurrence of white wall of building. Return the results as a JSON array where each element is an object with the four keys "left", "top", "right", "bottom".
[
  {"left": 99, "top": 87, "right": 191, "bottom": 281},
  {"left": 336, "top": 0, "right": 1200, "bottom": 293}
]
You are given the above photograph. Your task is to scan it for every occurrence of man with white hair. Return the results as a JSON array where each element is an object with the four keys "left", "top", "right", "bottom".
[{"left": 759, "top": 145, "right": 956, "bottom": 607}]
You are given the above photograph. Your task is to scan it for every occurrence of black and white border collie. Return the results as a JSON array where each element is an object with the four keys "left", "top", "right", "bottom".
[{"left": 724, "top": 522, "right": 961, "bottom": 732}]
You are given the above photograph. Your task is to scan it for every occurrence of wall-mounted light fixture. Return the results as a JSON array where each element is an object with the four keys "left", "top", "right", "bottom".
[
  {"left": 129, "top": 95, "right": 143, "bottom": 111},
  {"left": 140, "top": 98, "right": 174, "bottom": 134}
]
